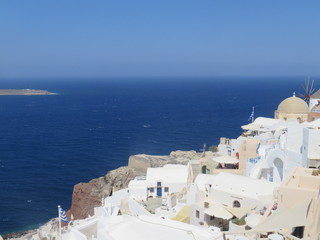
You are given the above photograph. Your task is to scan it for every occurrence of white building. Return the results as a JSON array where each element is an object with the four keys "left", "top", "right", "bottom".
[
  {"left": 189, "top": 173, "right": 278, "bottom": 228},
  {"left": 302, "top": 120, "right": 320, "bottom": 168},
  {"left": 128, "top": 164, "right": 193, "bottom": 201},
  {"left": 237, "top": 115, "right": 320, "bottom": 183},
  {"left": 309, "top": 89, "right": 320, "bottom": 111},
  {"left": 62, "top": 209, "right": 223, "bottom": 240}
]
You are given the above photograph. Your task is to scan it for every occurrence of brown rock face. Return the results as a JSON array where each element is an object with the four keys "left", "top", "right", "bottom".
[
  {"left": 68, "top": 151, "right": 195, "bottom": 220},
  {"left": 68, "top": 166, "right": 136, "bottom": 220}
]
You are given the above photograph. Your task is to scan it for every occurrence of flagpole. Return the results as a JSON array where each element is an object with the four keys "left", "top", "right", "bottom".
[
  {"left": 252, "top": 106, "right": 254, "bottom": 123},
  {"left": 58, "top": 205, "right": 62, "bottom": 240},
  {"left": 248, "top": 106, "right": 255, "bottom": 123}
]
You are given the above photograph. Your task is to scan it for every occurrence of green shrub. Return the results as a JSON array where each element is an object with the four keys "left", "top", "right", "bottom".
[
  {"left": 232, "top": 217, "right": 246, "bottom": 226},
  {"left": 209, "top": 145, "right": 218, "bottom": 152},
  {"left": 312, "top": 169, "right": 319, "bottom": 176}
]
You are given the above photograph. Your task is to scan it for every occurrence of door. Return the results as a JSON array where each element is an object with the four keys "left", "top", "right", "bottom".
[{"left": 157, "top": 182, "right": 162, "bottom": 197}]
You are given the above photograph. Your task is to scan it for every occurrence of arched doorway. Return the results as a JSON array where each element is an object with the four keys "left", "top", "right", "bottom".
[{"left": 273, "top": 158, "right": 284, "bottom": 182}]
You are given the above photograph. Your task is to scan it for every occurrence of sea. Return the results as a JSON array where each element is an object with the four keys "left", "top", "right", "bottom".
[{"left": 0, "top": 77, "right": 313, "bottom": 234}]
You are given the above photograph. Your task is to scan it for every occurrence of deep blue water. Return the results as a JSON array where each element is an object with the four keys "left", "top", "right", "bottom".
[{"left": 0, "top": 77, "right": 314, "bottom": 234}]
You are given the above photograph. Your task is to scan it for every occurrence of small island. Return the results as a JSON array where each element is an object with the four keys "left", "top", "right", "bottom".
[{"left": 0, "top": 89, "right": 53, "bottom": 95}]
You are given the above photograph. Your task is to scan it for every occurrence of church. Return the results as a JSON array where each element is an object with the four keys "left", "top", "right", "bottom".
[{"left": 274, "top": 90, "right": 320, "bottom": 122}]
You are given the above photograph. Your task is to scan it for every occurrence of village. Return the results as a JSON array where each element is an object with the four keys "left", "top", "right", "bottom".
[{"left": 18, "top": 87, "right": 320, "bottom": 240}]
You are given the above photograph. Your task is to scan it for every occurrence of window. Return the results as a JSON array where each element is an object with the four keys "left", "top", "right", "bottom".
[
  {"left": 196, "top": 210, "right": 200, "bottom": 218},
  {"left": 233, "top": 200, "right": 241, "bottom": 208},
  {"left": 164, "top": 187, "right": 169, "bottom": 192},
  {"left": 149, "top": 187, "right": 154, "bottom": 193},
  {"left": 157, "top": 182, "right": 161, "bottom": 187},
  {"left": 204, "top": 202, "right": 210, "bottom": 208}
]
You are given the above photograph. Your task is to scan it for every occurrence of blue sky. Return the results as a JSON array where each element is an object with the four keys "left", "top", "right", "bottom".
[{"left": 1, "top": 1, "right": 320, "bottom": 79}]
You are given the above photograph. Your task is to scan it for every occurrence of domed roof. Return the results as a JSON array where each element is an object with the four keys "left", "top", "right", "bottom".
[{"left": 277, "top": 94, "right": 309, "bottom": 114}]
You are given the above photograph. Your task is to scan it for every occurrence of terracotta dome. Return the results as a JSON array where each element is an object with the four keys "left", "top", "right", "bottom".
[{"left": 277, "top": 95, "right": 309, "bottom": 114}]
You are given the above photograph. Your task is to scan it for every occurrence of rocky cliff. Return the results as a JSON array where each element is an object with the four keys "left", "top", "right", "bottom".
[
  {"left": 68, "top": 150, "right": 202, "bottom": 220},
  {"left": 68, "top": 166, "right": 136, "bottom": 219},
  {"left": 4, "top": 150, "right": 213, "bottom": 239}
]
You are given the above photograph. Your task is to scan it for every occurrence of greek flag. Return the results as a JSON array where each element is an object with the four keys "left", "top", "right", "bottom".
[
  {"left": 60, "top": 207, "right": 68, "bottom": 223},
  {"left": 248, "top": 106, "right": 254, "bottom": 122}
]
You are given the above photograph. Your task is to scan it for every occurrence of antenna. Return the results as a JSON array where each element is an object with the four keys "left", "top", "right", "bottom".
[{"left": 200, "top": 143, "right": 206, "bottom": 157}]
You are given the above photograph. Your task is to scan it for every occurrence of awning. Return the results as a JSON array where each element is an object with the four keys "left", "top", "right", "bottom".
[
  {"left": 245, "top": 213, "right": 263, "bottom": 228},
  {"left": 204, "top": 204, "right": 233, "bottom": 220},
  {"left": 268, "top": 233, "right": 284, "bottom": 240},
  {"left": 171, "top": 205, "right": 190, "bottom": 223},
  {"left": 241, "top": 124, "right": 259, "bottom": 131},
  {"left": 275, "top": 125, "right": 287, "bottom": 132},
  {"left": 253, "top": 197, "right": 312, "bottom": 230},
  {"left": 224, "top": 206, "right": 255, "bottom": 219},
  {"left": 241, "top": 124, "right": 275, "bottom": 132},
  {"left": 212, "top": 155, "right": 239, "bottom": 164}
]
